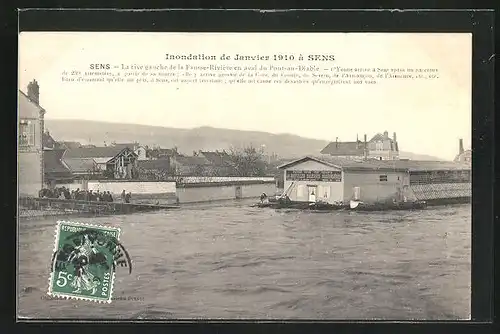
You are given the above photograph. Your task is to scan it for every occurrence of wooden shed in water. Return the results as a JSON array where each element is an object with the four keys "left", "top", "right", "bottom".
[{"left": 277, "top": 156, "right": 471, "bottom": 205}]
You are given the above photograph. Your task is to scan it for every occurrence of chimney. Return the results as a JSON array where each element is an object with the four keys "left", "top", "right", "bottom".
[
  {"left": 393, "top": 132, "right": 399, "bottom": 152},
  {"left": 356, "top": 134, "right": 359, "bottom": 149},
  {"left": 27, "top": 79, "right": 40, "bottom": 104},
  {"left": 384, "top": 130, "right": 389, "bottom": 138},
  {"left": 459, "top": 138, "right": 464, "bottom": 154},
  {"left": 364, "top": 134, "right": 368, "bottom": 160},
  {"left": 335, "top": 137, "right": 338, "bottom": 148}
]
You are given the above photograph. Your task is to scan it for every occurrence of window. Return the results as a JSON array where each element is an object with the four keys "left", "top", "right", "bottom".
[
  {"left": 296, "top": 184, "right": 307, "bottom": 199},
  {"left": 19, "top": 119, "right": 35, "bottom": 146},
  {"left": 375, "top": 141, "right": 384, "bottom": 150},
  {"left": 379, "top": 175, "right": 388, "bottom": 182},
  {"left": 318, "top": 185, "right": 330, "bottom": 199},
  {"left": 353, "top": 186, "right": 361, "bottom": 200}
]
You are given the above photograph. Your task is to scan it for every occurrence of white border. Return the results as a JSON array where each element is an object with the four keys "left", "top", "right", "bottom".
[{"left": 47, "top": 220, "right": 121, "bottom": 303}]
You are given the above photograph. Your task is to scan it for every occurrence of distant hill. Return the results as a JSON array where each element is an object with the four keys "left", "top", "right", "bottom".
[{"left": 44, "top": 119, "right": 445, "bottom": 161}]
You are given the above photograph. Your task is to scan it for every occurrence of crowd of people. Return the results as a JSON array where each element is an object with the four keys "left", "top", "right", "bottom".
[{"left": 38, "top": 187, "right": 133, "bottom": 203}]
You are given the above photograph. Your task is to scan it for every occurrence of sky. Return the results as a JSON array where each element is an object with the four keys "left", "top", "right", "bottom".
[{"left": 19, "top": 32, "right": 472, "bottom": 160}]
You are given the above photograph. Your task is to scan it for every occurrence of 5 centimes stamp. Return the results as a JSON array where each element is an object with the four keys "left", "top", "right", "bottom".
[{"left": 48, "top": 220, "right": 132, "bottom": 303}]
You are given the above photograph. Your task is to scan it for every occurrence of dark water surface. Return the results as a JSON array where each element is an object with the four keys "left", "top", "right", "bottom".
[{"left": 18, "top": 200, "right": 471, "bottom": 320}]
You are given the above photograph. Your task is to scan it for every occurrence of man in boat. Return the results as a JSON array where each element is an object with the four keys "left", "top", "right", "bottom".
[
  {"left": 260, "top": 192, "right": 269, "bottom": 204},
  {"left": 278, "top": 194, "right": 292, "bottom": 205},
  {"left": 125, "top": 192, "right": 132, "bottom": 204}
]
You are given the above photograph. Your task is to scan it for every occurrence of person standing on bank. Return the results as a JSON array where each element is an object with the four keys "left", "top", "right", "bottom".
[{"left": 121, "top": 190, "right": 126, "bottom": 202}]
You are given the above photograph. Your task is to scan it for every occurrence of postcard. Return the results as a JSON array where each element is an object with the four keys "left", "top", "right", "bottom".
[{"left": 18, "top": 31, "right": 471, "bottom": 320}]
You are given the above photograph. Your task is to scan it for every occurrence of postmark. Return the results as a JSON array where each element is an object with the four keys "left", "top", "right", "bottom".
[{"left": 48, "top": 220, "right": 132, "bottom": 303}]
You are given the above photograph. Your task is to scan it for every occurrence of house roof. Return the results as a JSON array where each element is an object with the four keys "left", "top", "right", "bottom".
[
  {"left": 43, "top": 132, "right": 57, "bottom": 148},
  {"left": 147, "top": 148, "right": 176, "bottom": 158},
  {"left": 63, "top": 146, "right": 126, "bottom": 159},
  {"left": 18, "top": 90, "right": 45, "bottom": 118},
  {"left": 173, "top": 155, "right": 211, "bottom": 166},
  {"left": 44, "top": 149, "right": 72, "bottom": 175},
  {"left": 63, "top": 158, "right": 97, "bottom": 172},
  {"left": 138, "top": 158, "right": 171, "bottom": 170},
  {"left": 111, "top": 143, "right": 138, "bottom": 150},
  {"left": 58, "top": 141, "right": 82, "bottom": 149},
  {"left": 200, "top": 151, "right": 231, "bottom": 166},
  {"left": 370, "top": 132, "right": 392, "bottom": 142},
  {"left": 278, "top": 156, "right": 471, "bottom": 172},
  {"left": 320, "top": 141, "right": 365, "bottom": 156}
]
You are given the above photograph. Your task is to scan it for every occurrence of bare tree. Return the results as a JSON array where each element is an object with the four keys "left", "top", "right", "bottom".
[{"left": 228, "top": 145, "right": 267, "bottom": 176}]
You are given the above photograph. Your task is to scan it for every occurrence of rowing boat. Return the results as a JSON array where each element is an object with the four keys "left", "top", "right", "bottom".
[{"left": 349, "top": 199, "right": 427, "bottom": 211}]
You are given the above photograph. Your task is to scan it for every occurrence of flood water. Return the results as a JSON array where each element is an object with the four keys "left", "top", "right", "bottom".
[{"left": 18, "top": 200, "right": 471, "bottom": 320}]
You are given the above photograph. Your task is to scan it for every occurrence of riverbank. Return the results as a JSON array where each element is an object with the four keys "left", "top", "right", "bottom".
[
  {"left": 18, "top": 207, "right": 79, "bottom": 220},
  {"left": 18, "top": 197, "right": 179, "bottom": 218}
]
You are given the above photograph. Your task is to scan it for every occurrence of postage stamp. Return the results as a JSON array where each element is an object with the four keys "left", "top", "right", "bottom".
[{"left": 48, "top": 220, "right": 132, "bottom": 303}]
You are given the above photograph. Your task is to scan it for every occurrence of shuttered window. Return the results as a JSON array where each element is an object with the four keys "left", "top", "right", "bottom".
[
  {"left": 318, "top": 185, "right": 331, "bottom": 199},
  {"left": 19, "top": 119, "right": 35, "bottom": 147}
]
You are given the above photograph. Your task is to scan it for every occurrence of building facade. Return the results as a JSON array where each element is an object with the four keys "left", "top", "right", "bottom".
[
  {"left": 366, "top": 131, "right": 399, "bottom": 160},
  {"left": 321, "top": 131, "right": 399, "bottom": 161},
  {"left": 135, "top": 146, "right": 147, "bottom": 160},
  {"left": 454, "top": 138, "right": 471, "bottom": 166},
  {"left": 278, "top": 156, "right": 471, "bottom": 204},
  {"left": 61, "top": 146, "right": 138, "bottom": 179},
  {"left": 18, "top": 80, "right": 45, "bottom": 196}
]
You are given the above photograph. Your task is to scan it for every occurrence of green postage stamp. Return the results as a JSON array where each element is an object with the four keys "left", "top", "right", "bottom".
[{"left": 48, "top": 220, "right": 132, "bottom": 303}]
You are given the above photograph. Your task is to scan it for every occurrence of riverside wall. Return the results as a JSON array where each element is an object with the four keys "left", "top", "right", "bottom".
[{"left": 58, "top": 177, "right": 277, "bottom": 204}]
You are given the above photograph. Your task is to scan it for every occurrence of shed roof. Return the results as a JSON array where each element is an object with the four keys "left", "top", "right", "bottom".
[{"left": 278, "top": 156, "right": 470, "bottom": 172}]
